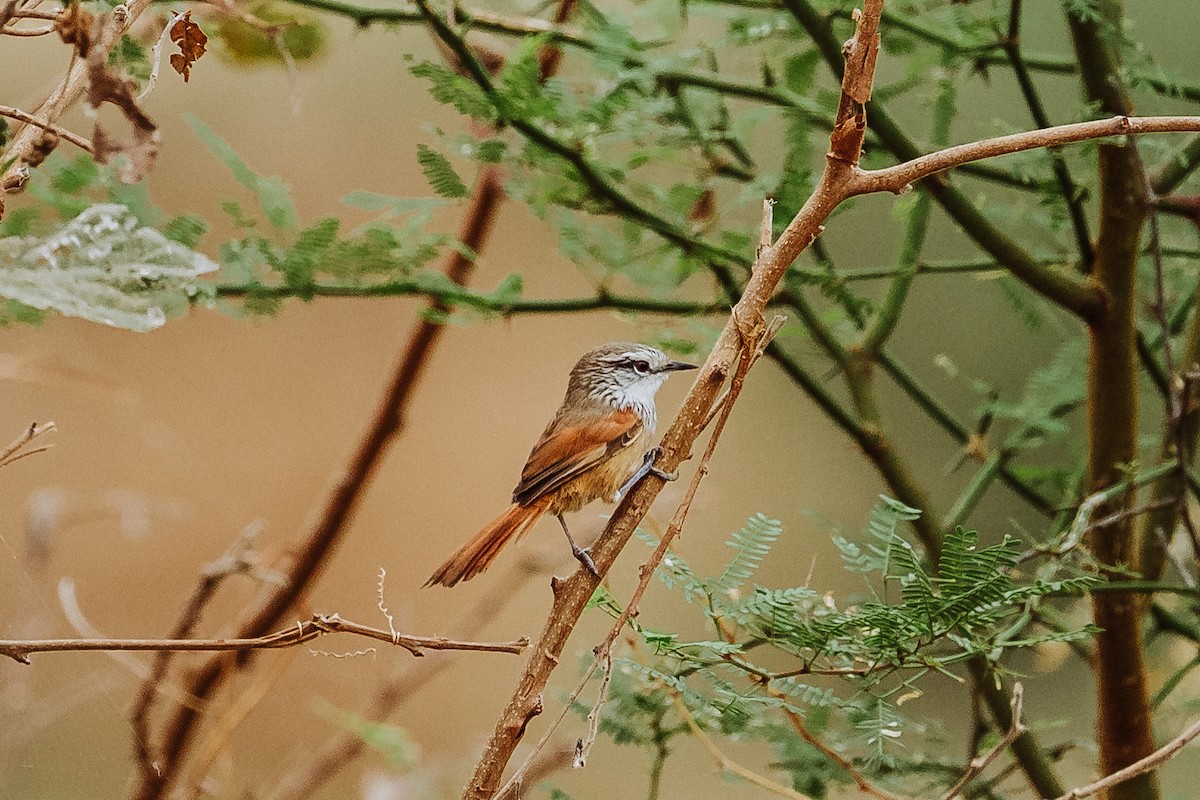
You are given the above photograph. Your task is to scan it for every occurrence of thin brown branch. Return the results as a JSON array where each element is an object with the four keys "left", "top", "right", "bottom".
[
  {"left": 771, "top": 685, "right": 904, "bottom": 800},
  {"left": 941, "top": 683, "right": 1027, "bottom": 800},
  {"left": 853, "top": 116, "right": 1200, "bottom": 197},
  {"left": 0, "top": 22, "right": 54, "bottom": 35},
  {"left": 1051, "top": 717, "right": 1200, "bottom": 800},
  {"left": 266, "top": 554, "right": 547, "bottom": 800},
  {"left": 0, "top": 613, "right": 528, "bottom": 664},
  {"left": 0, "top": 421, "right": 55, "bottom": 468},
  {"left": 669, "top": 688, "right": 814, "bottom": 800},
  {"left": 6, "top": 6, "right": 59, "bottom": 19},
  {"left": 571, "top": 652, "right": 610, "bottom": 768}
]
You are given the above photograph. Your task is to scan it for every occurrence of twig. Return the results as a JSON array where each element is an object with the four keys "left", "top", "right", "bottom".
[
  {"left": 267, "top": 555, "right": 547, "bottom": 800},
  {"left": 669, "top": 688, "right": 814, "bottom": 800},
  {"left": 4, "top": 7, "right": 59, "bottom": 20},
  {"left": 0, "top": 612, "right": 527, "bottom": 663},
  {"left": 1017, "top": 460, "right": 1179, "bottom": 563},
  {"left": 215, "top": 282, "right": 733, "bottom": 314},
  {"left": 0, "top": 106, "right": 91, "bottom": 152},
  {"left": 0, "top": 421, "right": 55, "bottom": 469},
  {"left": 137, "top": 11, "right": 183, "bottom": 100},
  {"left": 571, "top": 652, "right": 610, "bottom": 769},
  {"left": 771, "top": 686, "right": 904, "bottom": 800},
  {"left": 940, "top": 683, "right": 1026, "bottom": 800},
  {"left": 854, "top": 116, "right": 1200, "bottom": 201},
  {"left": 0, "top": 22, "right": 54, "bottom": 35},
  {"left": 1050, "top": 716, "right": 1200, "bottom": 800},
  {"left": 2, "top": 0, "right": 153, "bottom": 189}
]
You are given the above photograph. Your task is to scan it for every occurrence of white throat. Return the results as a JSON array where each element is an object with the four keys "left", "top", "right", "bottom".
[{"left": 592, "top": 375, "right": 667, "bottom": 431}]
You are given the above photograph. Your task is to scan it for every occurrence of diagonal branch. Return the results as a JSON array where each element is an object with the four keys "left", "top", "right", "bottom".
[
  {"left": 1051, "top": 717, "right": 1200, "bottom": 800},
  {"left": 941, "top": 683, "right": 1027, "bottom": 800}
]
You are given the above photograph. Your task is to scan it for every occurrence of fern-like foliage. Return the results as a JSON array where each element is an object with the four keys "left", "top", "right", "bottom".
[
  {"left": 710, "top": 513, "right": 784, "bottom": 596},
  {"left": 603, "top": 497, "right": 1099, "bottom": 786},
  {"left": 415, "top": 144, "right": 468, "bottom": 199}
]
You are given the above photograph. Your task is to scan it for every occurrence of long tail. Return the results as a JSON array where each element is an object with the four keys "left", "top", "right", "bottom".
[{"left": 425, "top": 499, "right": 548, "bottom": 587}]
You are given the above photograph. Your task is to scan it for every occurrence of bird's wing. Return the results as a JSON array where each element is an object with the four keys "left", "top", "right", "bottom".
[{"left": 512, "top": 407, "right": 642, "bottom": 506}]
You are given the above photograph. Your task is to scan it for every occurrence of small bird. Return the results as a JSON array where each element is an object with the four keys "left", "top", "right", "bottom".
[{"left": 425, "top": 342, "right": 697, "bottom": 587}]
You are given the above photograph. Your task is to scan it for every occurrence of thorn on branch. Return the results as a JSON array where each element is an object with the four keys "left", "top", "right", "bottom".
[{"left": 756, "top": 197, "right": 776, "bottom": 260}]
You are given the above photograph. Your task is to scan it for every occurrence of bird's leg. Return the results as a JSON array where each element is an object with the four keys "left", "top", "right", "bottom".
[
  {"left": 615, "top": 446, "right": 677, "bottom": 501},
  {"left": 557, "top": 513, "right": 600, "bottom": 579}
]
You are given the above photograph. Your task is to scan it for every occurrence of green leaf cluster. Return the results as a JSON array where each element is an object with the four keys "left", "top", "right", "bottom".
[{"left": 589, "top": 499, "right": 1097, "bottom": 792}]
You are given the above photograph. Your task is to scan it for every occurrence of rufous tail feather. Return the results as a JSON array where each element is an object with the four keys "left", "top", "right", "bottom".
[{"left": 425, "top": 499, "right": 549, "bottom": 587}]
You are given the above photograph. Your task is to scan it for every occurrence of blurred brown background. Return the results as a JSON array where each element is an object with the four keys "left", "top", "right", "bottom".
[{"left": 3, "top": 2, "right": 1198, "bottom": 798}]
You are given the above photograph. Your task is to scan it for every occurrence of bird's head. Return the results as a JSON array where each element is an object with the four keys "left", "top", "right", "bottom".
[{"left": 569, "top": 342, "right": 697, "bottom": 418}]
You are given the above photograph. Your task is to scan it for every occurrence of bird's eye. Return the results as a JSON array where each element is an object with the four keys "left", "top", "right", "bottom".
[{"left": 632, "top": 360, "right": 651, "bottom": 375}]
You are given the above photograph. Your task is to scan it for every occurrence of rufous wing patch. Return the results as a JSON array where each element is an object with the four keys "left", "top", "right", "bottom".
[{"left": 513, "top": 407, "right": 641, "bottom": 505}]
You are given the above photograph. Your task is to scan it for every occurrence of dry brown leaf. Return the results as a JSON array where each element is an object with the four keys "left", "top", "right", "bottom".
[
  {"left": 689, "top": 187, "right": 716, "bottom": 227},
  {"left": 56, "top": 1, "right": 95, "bottom": 58},
  {"left": 28, "top": 130, "right": 60, "bottom": 169},
  {"left": 168, "top": 11, "right": 208, "bottom": 83},
  {"left": 86, "top": 59, "right": 160, "bottom": 183}
]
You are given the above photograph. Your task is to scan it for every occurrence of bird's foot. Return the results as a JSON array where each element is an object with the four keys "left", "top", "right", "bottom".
[
  {"left": 645, "top": 446, "right": 678, "bottom": 482},
  {"left": 572, "top": 545, "right": 600, "bottom": 579},
  {"left": 616, "top": 446, "right": 676, "bottom": 501}
]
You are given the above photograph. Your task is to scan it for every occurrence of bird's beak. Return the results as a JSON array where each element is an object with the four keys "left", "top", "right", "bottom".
[{"left": 662, "top": 360, "right": 699, "bottom": 372}]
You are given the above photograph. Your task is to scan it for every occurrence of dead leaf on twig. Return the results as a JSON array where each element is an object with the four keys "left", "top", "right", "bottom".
[
  {"left": 169, "top": 11, "right": 208, "bottom": 83},
  {"left": 56, "top": 1, "right": 95, "bottom": 57},
  {"left": 86, "top": 59, "right": 160, "bottom": 183},
  {"left": 27, "top": 130, "right": 59, "bottom": 168}
]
